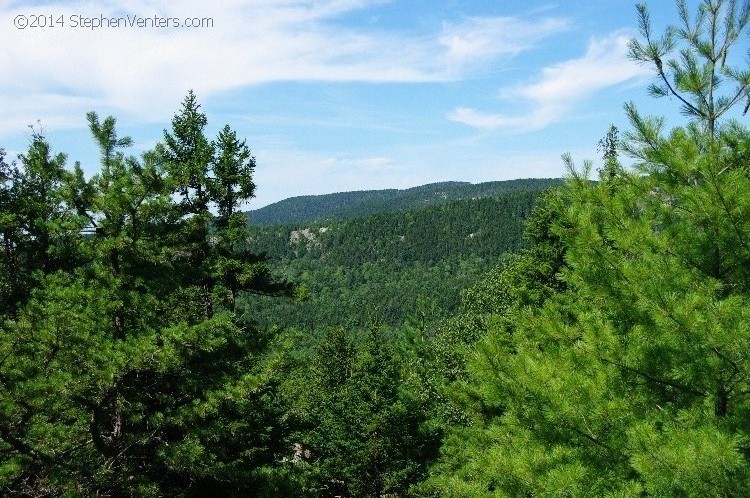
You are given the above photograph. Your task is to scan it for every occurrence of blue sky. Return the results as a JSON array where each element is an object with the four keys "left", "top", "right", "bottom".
[{"left": 0, "top": 0, "right": 731, "bottom": 207}]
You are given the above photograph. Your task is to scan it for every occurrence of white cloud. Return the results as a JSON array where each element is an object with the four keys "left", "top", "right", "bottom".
[
  {"left": 448, "top": 106, "right": 560, "bottom": 130},
  {"left": 0, "top": 0, "right": 568, "bottom": 135},
  {"left": 440, "top": 16, "right": 569, "bottom": 74},
  {"left": 449, "top": 31, "right": 650, "bottom": 132}
]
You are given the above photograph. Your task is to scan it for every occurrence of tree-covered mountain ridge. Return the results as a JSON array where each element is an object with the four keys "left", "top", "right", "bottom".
[
  {"left": 244, "top": 189, "right": 553, "bottom": 331},
  {"left": 245, "top": 178, "right": 563, "bottom": 225},
  {"left": 247, "top": 189, "right": 546, "bottom": 267}
]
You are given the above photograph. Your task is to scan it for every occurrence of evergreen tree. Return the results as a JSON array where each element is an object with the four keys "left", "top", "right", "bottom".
[
  {"left": 425, "top": 1, "right": 750, "bottom": 495},
  {"left": 628, "top": 0, "right": 750, "bottom": 138},
  {"left": 597, "top": 124, "right": 622, "bottom": 181},
  {"left": 284, "top": 325, "right": 439, "bottom": 497},
  {"left": 210, "top": 125, "right": 256, "bottom": 230},
  {"left": 0, "top": 133, "right": 83, "bottom": 316},
  {"left": 0, "top": 95, "right": 293, "bottom": 496},
  {"left": 162, "top": 90, "right": 216, "bottom": 319}
]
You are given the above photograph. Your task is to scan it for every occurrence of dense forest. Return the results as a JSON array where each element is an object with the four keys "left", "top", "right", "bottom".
[
  {"left": 244, "top": 189, "right": 551, "bottom": 331},
  {"left": 4, "top": 1, "right": 750, "bottom": 496},
  {"left": 245, "top": 179, "right": 562, "bottom": 226}
]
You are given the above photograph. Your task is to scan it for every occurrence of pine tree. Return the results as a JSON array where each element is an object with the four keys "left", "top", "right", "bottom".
[
  {"left": 0, "top": 94, "right": 293, "bottom": 496},
  {"left": 628, "top": 0, "right": 750, "bottom": 138},
  {"left": 425, "top": 2, "right": 750, "bottom": 495},
  {"left": 287, "top": 325, "right": 438, "bottom": 497},
  {"left": 0, "top": 133, "right": 83, "bottom": 316}
]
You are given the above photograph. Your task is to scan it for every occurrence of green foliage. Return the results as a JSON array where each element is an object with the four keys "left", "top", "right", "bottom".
[
  {"left": 8, "top": 4, "right": 749, "bottom": 494},
  {"left": 211, "top": 125, "right": 256, "bottom": 229},
  {"left": 424, "top": 0, "right": 750, "bottom": 489},
  {"left": 247, "top": 179, "right": 563, "bottom": 226},
  {"left": 597, "top": 124, "right": 623, "bottom": 181},
  {"left": 414, "top": 190, "right": 568, "bottom": 436},
  {"left": 628, "top": 0, "right": 750, "bottom": 136},
  {"left": 243, "top": 191, "right": 547, "bottom": 334},
  {"left": 0, "top": 133, "right": 83, "bottom": 316},
  {"left": 426, "top": 131, "right": 750, "bottom": 494},
  {"left": 0, "top": 94, "right": 293, "bottom": 496},
  {"left": 1, "top": 99, "right": 552, "bottom": 496},
  {"left": 280, "top": 326, "right": 440, "bottom": 497}
]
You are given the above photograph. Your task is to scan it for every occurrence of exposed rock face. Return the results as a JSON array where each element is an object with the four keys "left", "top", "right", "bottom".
[{"left": 289, "top": 228, "right": 314, "bottom": 245}]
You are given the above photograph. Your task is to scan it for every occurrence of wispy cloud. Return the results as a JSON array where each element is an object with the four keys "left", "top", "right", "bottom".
[
  {"left": 0, "top": 0, "right": 568, "bottom": 134},
  {"left": 448, "top": 31, "right": 649, "bottom": 132},
  {"left": 440, "top": 16, "right": 569, "bottom": 74}
]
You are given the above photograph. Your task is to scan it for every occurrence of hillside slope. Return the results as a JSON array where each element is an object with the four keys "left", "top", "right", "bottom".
[
  {"left": 246, "top": 178, "right": 563, "bottom": 225},
  {"left": 243, "top": 187, "right": 556, "bottom": 330}
]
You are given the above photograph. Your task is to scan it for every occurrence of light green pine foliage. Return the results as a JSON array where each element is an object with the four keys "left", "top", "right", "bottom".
[{"left": 423, "top": 1, "right": 750, "bottom": 495}]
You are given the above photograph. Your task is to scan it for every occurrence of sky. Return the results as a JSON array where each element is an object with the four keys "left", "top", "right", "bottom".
[{"left": 0, "top": 0, "right": 739, "bottom": 208}]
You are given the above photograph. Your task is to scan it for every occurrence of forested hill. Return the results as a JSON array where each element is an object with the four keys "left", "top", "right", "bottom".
[
  {"left": 248, "top": 191, "right": 540, "bottom": 265},
  {"left": 245, "top": 178, "right": 563, "bottom": 225},
  {"left": 244, "top": 189, "right": 551, "bottom": 330}
]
